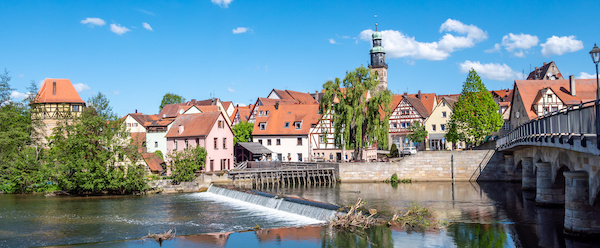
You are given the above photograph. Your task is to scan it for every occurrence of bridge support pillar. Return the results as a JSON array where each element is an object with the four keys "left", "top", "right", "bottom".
[
  {"left": 522, "top": 157, "right": 536, "bottom": 190},
  {"left": 564, "top": 171, "right": 600, "bottom": 236},
  {"left": 504, "top": 155, "right": 514, "bottom": 175},
  {"left": 535, "top": 162, "right": 564, "bottom": 205}
]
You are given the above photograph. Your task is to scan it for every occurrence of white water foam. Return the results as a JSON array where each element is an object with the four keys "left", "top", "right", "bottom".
[{"left": 191, "top": 192, "right": 325, "bottom": 226}]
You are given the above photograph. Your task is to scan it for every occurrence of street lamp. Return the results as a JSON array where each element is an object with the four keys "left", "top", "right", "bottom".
[{"left": 590, "top": 43, "right": 600, "bottom": 148}]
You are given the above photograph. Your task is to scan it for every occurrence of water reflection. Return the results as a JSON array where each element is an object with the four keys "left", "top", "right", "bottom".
[{"left": 448, "top": 223, "right": 508, "bottom": 248}]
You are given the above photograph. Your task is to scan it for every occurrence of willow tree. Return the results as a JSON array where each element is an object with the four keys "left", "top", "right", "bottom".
[
  {"left": 320, "top": 66, "right": 392, "bottom": 160},
  {"left": 446, "top": 69, "right": 503, "bottom": 146}
]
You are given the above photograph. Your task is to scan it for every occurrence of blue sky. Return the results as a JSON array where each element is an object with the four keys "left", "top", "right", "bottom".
[{"left": 2, "top": 0, "right": 600, "bottom": 116}]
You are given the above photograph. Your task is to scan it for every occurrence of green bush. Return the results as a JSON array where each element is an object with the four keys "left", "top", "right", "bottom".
[
  {"left": 390, "top": 144, "right": 399, "bottom": 158},
  {"left": 390, "top": 173, "right": 398, "bottom": 184}
]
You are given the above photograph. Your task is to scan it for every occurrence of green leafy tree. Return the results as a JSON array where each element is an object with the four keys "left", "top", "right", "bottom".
[
  {"left": 320, "top": 66, "right": 392, "bottom": 160},
  {"left": 47, "top": 107, "right": 147, "bottom": 194},
  {"left": 87, "top": 92, "right": 116, "bottom": 121},
  {"left": 25, "top": 80, "right": 38, "bottom": 105},
  {"left": 233, "top": 121, "right": 253, "bottom": 144},
  {"left": 0, "top": 68, "right": 12, "bottom": 104},
  {"left": 170, "top": 146, "right": 207, "bottom": 184},
  {"left": 390, "top": 144, "right": 399, "bottom": 158},
  {"left": 446, "top": 69, "right": 503, "bottom": 146},
  {"left": 159, "top": 93, "right": 186, "bottom": 112},
  {"left": 407, "top": 121, "right": 428, "bottom": 148}
]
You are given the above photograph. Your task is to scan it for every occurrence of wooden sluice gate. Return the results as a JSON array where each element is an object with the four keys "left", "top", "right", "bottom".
[{"left": 228, "top": 167, "right": 337, "bottom": 187}]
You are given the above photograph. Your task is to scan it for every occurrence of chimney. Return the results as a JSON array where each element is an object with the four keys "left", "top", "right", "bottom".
[
  {"left": 178, "top": 125, "right": 184, "bottom": 134},
  {"left": 417, "top": 90, "right": 421, "bottom": 99},
  {"left": 570, "top": 75, "right": 576, "bottom": 96},
  {"left": 135, "top": 109, "right": 138, "bottom": 113},
  {"left": 314, "top": 91, "right": 319, "bottom": 101},
  {"left": 543, "top": 62, "right": 547, "bottom": 66}
]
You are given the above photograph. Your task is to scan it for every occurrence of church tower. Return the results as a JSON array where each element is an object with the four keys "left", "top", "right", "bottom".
[{"left": 369, "top": 24, "right": 387, "bottom": 92}]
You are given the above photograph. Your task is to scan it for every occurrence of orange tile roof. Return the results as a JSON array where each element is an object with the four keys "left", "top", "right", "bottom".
[
  {"left": 165, "top": 112, "right": 222, "bottom": 138},
  {"left": 514, "top": 79, "right": 597, "bottom": 119},
  {"left": 33, "top": 78, "right": 85, "bottom": 104},
  {"left": 222, "top": 101, "right": 232, "bottom": 110},
  {"left": 196, "top": 105, "right": 220, "bottom": 113},
  {"left": 142, "top": 153, "right": 164, "bottom": 172},
  {"left": 271, "top": 89, "right": 317, "bottom": 104},
  {"left": 258, "top": 97, "right": 298, "bottom": 106},
  {"left": 230, "top": 105, "right": 253, "bottom": 122},
  {"left": 130, "top": 132, "right": 146, "bottom": 153},
  {"left": 407, "top": 93, "right": 436, "bottom": 115},
  {"left": 252, "top": 104, "right": 321, "bottom": 136}
]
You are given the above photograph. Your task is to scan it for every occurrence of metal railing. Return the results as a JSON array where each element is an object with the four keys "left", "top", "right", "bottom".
[{"left": 496, "top": 100, "right": 599, "bottom": 150}]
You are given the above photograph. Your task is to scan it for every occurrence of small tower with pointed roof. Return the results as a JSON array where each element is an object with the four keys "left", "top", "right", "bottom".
[{"left": 369, "top": 23, "right": 387, "bottom": 92}]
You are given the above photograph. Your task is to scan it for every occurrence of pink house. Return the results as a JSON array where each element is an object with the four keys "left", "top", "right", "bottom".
[{"left": 165, "top": 112, "right": 234, "bottom": 172}]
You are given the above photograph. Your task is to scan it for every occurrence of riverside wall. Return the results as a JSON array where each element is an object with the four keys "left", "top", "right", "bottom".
[{"left": 338, "top": 150, "right": 511, "bottom": 182}]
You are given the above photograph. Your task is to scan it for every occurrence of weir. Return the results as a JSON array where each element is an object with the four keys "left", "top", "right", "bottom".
[{"left": 207, "top": 185, "right": 339, "bottom": 221}]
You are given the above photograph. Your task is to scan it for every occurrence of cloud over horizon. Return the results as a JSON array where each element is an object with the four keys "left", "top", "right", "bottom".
[
  {"left": 232, "top": 27, "right": 249, "bottom": 34},
  {"left": 110, "top": 24, "right": 131, "bottom": 35},
  {"left": 541, "top": 35, "right": 583, "bottom": 57},
  {"left": 360, "top": 19, "right": 487, "bottom": 61},
  {"left": 212, "top": 0, "right": 233, "bottom": 8},
  {"left": 578, "top": 72, "right": 599, "bottom": 79},
  {"left": 73, "top": 83, "right": 91, "bottom": 92},
  {"left": 142, "top": 22, "right": 153, "bottom": 31},
  {"left": 80, "top": 17, "right": 106, "bottom": 27},
  {"left": 487, "top": 33, "right": 539, "bottom": 57},
  {"left": 459, "top": 60, "right": 519, "bottom": 81}
]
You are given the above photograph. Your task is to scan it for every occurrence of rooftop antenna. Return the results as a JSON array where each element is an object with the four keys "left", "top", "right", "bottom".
[{"left": 374, "top": 14, "right": 378, "bottom": 31}]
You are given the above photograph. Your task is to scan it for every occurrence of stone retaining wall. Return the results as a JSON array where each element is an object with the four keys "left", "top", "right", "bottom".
[{"left": 338, "top": 150, "right": 507, "bottom": 182}]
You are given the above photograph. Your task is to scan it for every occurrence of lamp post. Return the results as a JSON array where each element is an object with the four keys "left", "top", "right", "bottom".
[{"left": 590, "top": 43, "right": 600, "bottom": 148}]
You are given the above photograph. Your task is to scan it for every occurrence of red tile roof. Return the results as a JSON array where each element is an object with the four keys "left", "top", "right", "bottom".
[
  {"left": 33, "top": 78, "right": 85, "bottom": 104},
  {"left": 407, "top": 92, "right": 436, "bottom": 115},
  {"left": 230, "top": 105, "right": 253, "bottom": 123},
  {"left": 159, "top": 98, "right": 221, "bottom": 118},
  {"left": 252, "top": 104, "right": 321, "bottom": 136},
  {"left": 142, "top": 153, "right": 164, "bottom": 172},
  {"left": 165, "top": 112, "right": 222, "bottom": 138},
  {"left": 514, "top": 79, "right": 597, "bottom": 119},
  {"left": 130, "top": 132, "right": 146, "bottom": 153},
  {"left": 271, "top": 89, "right": 317, "bottom": 104}
]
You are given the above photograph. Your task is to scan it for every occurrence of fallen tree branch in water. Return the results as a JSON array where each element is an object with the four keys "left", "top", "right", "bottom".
[
  {"left": 143, "top": 229, "right": 176, "bottom": 245},
  {"left": 328, "top": 198, "right": 382, "bottom": 229}
]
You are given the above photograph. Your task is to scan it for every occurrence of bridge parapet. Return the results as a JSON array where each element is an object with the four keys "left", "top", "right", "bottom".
[{"left": 497, "top": 100, "right": 600, "bottom": 156}]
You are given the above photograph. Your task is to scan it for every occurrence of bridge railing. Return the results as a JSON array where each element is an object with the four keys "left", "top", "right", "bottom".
[{"left": 497, "top": 100, "right": 599, "bottom": 150}]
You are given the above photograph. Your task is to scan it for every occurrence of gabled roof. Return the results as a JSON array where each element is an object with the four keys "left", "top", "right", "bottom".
[
  {"left": 165, "top": 112, "right": 222, "bottom": 138},
  {"left": 527, "top": 61, "right": 563, "bottom": 80},
  {"left": 491, "top": 89, "right": 513, "bottom": 102},
  {"left": 222, "top": 101, "right": 232, "bottom": 110},
  {"left": 252, "top": 104, "right": 321, "bottom": 136},
  {"left": 235, "top": 142, "right": 273, "bottom": 154},
  {"left": 441, "top": 97, "right": 458, "bottom": 109},
  {"left": 159, "top": 98, "right": 223, "bottom": 119},
  {"left": 436, "top": 94, "right": 460, "bottom": 103},
  {"left": 407, "top": 92, "right": 436, "bottom": 115},
  {"left": 514, "top": 79, "right": 597, "bottom": 119},
  {"left": 401, "top": 95, "right": 430, "bottom": 119},
  {"left": 231, "top": 105, "right": 253, "bottom": 123},
  {"left": 258, "top": 97, "right": 299, "bottom": 106},
  {"left": 33, "top": 78, "right": 85, "bottom": 104},
  {"left": 270, "top": 89, "right": 317, "bottom": 104},
  {"left": 142, "top": 153, "right": 164, "bottom": 172}
]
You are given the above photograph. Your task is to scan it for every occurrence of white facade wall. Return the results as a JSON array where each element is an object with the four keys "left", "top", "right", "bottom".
[
  {"left": 254, "top": 135, "right": 310, "bottom": 162},
  {"left": 146, "top": 131, "right": 168, "bottom": 155},
  {"left": 125, "top": 115, "right": 146, "bottom": 133}
]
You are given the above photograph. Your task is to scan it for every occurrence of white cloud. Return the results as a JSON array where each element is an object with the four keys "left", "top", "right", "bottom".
[
  {"left": 142, "top": 22, "right": 153, "bottom": 31},
  {"left": 135, "top": 9, "right": 155, "bottom": 16},
  {"left": 10, "top": 91, "right": 29, "bottom": 100},
  {"left": 17, "top": 74, "right": 24, "bottom": 78},
  {"left": 227, "top": 87, "right": 235, "bottom": 92},
  {"left": 459, "top": 60, "right": 518, "bottom": 81},
  {"left": 578, "top": 72, "right": 599, "bottom": 79},
  {"left": 73, "top": 83, "right": 90, "bottom": 92},
  {"left": 359, "top": 19, "right": 487, "bottom": 61},
  {"left": 81, "top": 17, "right": 106, "bottom": 27},
  {"left": 113, "top": 90, "right": 120, "bottom": 95},
  {"left": 488, "top": 33, "right": 539, "bottom": 57},
  {"left": 234, "top": 102, "right": 247, "bottom": 107},
  {"left": 541, "top": 35, "right": 583, "bottom": 57},
  {"left": 212, "top": 0, "right": 233, "bottom": 8},
  {"left": 329, "top": 38, "right": 337, "bottom": 44},
  {"left": 232, "top": 27, "right": 249, "bottom": 34},
  {"left": 110, "top": 24, "right": 131, "bottom": 35}
]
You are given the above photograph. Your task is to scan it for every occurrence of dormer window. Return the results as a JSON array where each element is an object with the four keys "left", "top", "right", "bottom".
[
  {"left": 259, "top": 122, "right": 266, "bottom": 130},
  {"left": 294, "top": 122, "right": 302, "bottom": 129},
  {"left": 52, "top": 81, "right": 56, "bottom": 95},
  {"left": 284, "top": 122, "right": 290, "bottom": 128}
]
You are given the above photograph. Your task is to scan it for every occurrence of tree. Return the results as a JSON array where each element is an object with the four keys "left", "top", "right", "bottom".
[
  {"left": 446, "top": 69, "right": 503, "bottom": 146},
  {"left": 47, "top": 107, "right": 147, "bottom": 194},
  {"left": 320, "top": 66, "right": 392, "bottom": 160},
  {"left": 390, "top": 144, "right": 399, "bottom": 158},
  {"left": 87, "top": 92, "right": 116, "bottom": 121},
  {"left": 0, "top": 68, "right": 12, "bottom": 104},
  {"left": 169, "top": 146, "right": 207, "bottom": 184},
  {"left": 159, "top": 93, "right": 186, "bottom": 112},
  {"left": 407, "top": 121, "right": 427, "bottom": 148},
  {"left": 232, "top": 121, "right": 253, "bottom": 144},
  {"left": 25, "top": 80, "right": 38, "bottom": 105}
]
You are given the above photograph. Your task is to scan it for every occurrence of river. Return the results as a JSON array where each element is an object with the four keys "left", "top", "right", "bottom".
[{"left": 0, "top": 182, "right": 598, "bottom": 247}]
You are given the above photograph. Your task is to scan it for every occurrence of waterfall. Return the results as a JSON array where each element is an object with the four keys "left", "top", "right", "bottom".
[{"left": 207, "top": 185, "right": 338, "bottom": 221}]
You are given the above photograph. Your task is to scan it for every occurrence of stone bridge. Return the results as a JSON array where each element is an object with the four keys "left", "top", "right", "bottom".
[{"left": 497, "top": 100, "right": 600, "bottom": 236}]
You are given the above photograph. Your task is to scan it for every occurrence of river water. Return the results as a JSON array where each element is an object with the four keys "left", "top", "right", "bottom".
[{"left": 0, "top": 182, "right": 598, "bottom": 247}]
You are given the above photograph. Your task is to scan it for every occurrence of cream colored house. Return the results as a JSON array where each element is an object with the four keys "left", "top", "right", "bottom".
[{"left": 424, "top": 97, "right": 464, "bottom": 150}]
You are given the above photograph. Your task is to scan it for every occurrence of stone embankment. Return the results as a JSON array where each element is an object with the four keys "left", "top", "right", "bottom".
[
  {"left": 338, "top": 150, "right": 512, "bottom": 182},
  {"left": 148, "top": 173, "right": 232, "bottom": 193}
]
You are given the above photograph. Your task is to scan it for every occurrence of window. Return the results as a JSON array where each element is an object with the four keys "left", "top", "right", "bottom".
[
  {"left": 320, "top": 135, "right": 325, "bottom": 142},
  {"left": 133, "top": 123, "right": 138, "bottom": 127},
  {"left": 265, "top": 110, "right": 269, "bottom": 116},
  {"left": 442, "top": 101, "right": 446, "bottom": 107},
  {"left": 552, "top": 107, "right": 558, "bottom": 112},
  {"left": 258, "top": 139, "right": 262, "bottom": 145},
  {"left": 407, "top": 122, "right": 411, "bottom": 128},
  {"left": 185, "top": 139, "right": 188, "bottom": 148},
  {"left": 196, "top": 138, "right": 199, "bottom": 145},
  {"left": 259, "top": 122, "right": 266, "bottom": 130},
  {"left": 174, "top": 139, "right": 178, "bottom": 150},
  {"left": 441, "top": 124, "right": 445, "bottom": 131},
  {"left": 267, "top": 139, "right": 271, "bottom": 146},
  {"left": 277, "top": 153, "right": 282, "bottom": 161},
  {"left": 432, "top": 124, "right": 436, "bottom": 131},
  {"left": 297, "top": 153, "right": 303, "bottom": 162},
  {"left": 214, "top": 138, "right": 218, "bottom": 149},
  {"left": 311, "top": 124, "right": 316, "bottom": 128},
  {"left": 294, "top": 121, "right": 302, "bottom": 129},
  {"left": 543, "top": 107, "right": 549, "bottom": 115},
  {"left": 223, "top": 138, "right": 227, "bottom": 149},
  {"left": 284, "top": 122, "right": 290, "bottom": 128},
  {"left": 276, "top": 139, "right": 281, "bottom": 145},
  {"left": 297, "top": 137, "right": 302, "bottom": 145},
  {"left": 503, "top": 121, "right": 510, "bottom": 130},
  {"left": 442, "top": 111, "right": 447, "bottom": 118},
  {"left": 401, "top": 122, "right": 406, "bottom": 128},
  {"left": 259, "top": 111, "right": 263, "bottom": 116},
  {"left": 154, "top": 141, "right": 158, "bottom": 148},
  {"left": 330, "top": 154, "right": 334, "bottom": 160},
  {"left": 218, "top": 120, "right": 224, "bottom": 128},
  {"left": 210, "top": 160, "right": 214, "bottom": 171},
  {"left": 393, "top": 123, "right": 397, "bottom": 128}
]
